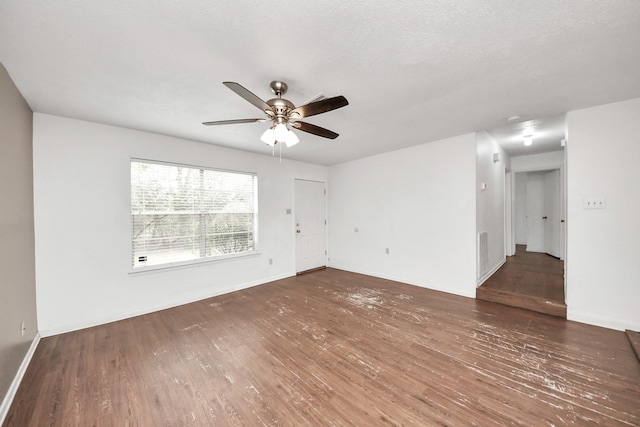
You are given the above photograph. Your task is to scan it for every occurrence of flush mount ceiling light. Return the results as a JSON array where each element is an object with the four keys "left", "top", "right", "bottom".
[
  {"left": 203, "top": 81, "right": 348, "bottom": 148},
  {"left": 523, "top": 134, "right": 534, "bottom": 146},
  {"left": 522, "top": 124, "right": 535, "bottom": 146}
]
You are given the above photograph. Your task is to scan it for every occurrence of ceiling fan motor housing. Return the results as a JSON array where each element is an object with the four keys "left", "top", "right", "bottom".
[{"left": 267, "top": 98, "right": 295, "bottom": 123}]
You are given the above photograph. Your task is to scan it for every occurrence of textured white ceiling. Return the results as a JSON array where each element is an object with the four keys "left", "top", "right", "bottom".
[{"left": 1, "top": 1, "right": 639, "bottom": 165}]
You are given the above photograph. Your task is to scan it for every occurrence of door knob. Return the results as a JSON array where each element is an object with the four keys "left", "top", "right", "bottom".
[
  {"left": 296, "top": 230, "right": 301, "bottom": 233},
  {"left": 542, "top": 216, "right": 548, "bottom": 219}
]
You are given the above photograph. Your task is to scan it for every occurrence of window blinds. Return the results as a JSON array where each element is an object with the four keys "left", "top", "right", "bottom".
[{"left": 131, "top": 160, "right": 257, "bottom": 269}]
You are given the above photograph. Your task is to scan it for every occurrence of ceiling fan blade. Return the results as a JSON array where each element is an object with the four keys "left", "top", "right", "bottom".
[
  {"left": 289, "top": 95, "right": 349, "bottom": 119},
  {"left": 223, "top": 82, "right": 272, "bottom": 112},
  {"left": 202, "top": 118, "right": 266, "bottom": 126},
  {"left": 291, "top": 121, "right": 339, "bottom": 139}
]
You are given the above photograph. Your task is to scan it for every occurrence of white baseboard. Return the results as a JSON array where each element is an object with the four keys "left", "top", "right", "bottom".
[
  {"left": 0, "top": 333, "right": 41, "bottom": 425},
  {"left": 567, "top": 309, "right": 640, "bottom": 332},
  {"left": 327, "top": 265, "right": 477, "bottom": 299},
  {"left": 39, "top": 273, "right": 294, "bottom": 337}
]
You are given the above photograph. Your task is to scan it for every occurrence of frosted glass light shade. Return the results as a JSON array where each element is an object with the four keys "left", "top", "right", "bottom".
[
  {"left": 523, "top": 136, "right": 533, "bottom": 146},
  {"left": 274, "top": 123, "right": 289, "bottom": 142},
  {"left": 284, "top": 130, "right": 300, "bottom": 147},
  {"left": 260, "top": 128, "right": 276, "bottom": 146}
]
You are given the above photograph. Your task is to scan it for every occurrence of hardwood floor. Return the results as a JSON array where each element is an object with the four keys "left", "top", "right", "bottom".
[
  {"left": 477, "top": 245, "right": 567, "bottom": 317},
  {"left": 5, "top": 269, "right": 639, "bottom": 426}
]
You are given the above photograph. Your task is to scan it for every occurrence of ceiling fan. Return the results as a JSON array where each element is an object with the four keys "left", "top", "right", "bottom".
[{"left": 203, "top": 81, "right": 348, "bottom": 147}]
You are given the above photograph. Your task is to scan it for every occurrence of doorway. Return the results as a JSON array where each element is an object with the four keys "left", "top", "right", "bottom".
[
  {"left": 478, "top": 167, "right": 566, "bottom": 317},
  {"left": 294, "top": 179, "right": 327, "bottom": 273},
  {"left": 478, "top": 115, "right": 567, "bottom": 316}
]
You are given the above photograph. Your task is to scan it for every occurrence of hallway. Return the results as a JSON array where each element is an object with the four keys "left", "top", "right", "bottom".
[{"left": 477, "top": 245, "right": 566, "bottom": 317}]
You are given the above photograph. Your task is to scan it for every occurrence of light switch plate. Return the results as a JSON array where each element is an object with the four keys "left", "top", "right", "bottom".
[{"left": 583, "top": 198, "right": 606, "bottom": 209}]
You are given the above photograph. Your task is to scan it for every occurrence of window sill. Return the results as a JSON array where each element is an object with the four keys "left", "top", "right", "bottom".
[{"left": 128, "top": 251, "right": 261, "bottom": 276}]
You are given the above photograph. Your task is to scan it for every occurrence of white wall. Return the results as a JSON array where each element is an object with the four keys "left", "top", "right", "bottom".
[
  {"left": 511, "top": 150, "right": 564, "bottom": 172},
  {"left": 566, "top": 97, "right": 640, "bottom": 331},
  {"left": 476, "top": 131, "right": 509, "bottom": 283},
  {"left": 514, "top": 173, "right": 527, "bottom": 245},
  {"left": 328, "top": 134, "right": 477, "bottom": 298},
  {"left": 33, "top": 114, "right": 328, "bottom": 336}
]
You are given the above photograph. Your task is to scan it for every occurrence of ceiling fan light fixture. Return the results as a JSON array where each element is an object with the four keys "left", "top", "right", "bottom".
[
  {"left": 203, "top": 81, "right": 349, "bottom": 152},
  {"left": 260, "top": 128, "right": 276, "bottom": 146}
]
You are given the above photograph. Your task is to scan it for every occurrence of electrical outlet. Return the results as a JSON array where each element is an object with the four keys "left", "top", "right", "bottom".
[
  {"left": 269, "top": 258, "right": 273, "bottom": 265},
  {"left": 385, "top": 248, "right": 390, "bottom": 255}
]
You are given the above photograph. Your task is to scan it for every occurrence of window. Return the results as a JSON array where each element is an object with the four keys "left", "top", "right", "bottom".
[{"left": 131, "top": 160, "right": 257, "bottom": 269}]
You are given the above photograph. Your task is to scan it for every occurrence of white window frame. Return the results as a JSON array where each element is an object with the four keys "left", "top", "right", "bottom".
[{"left": 130, "top": 158, "right": 258, "bottom": 272}]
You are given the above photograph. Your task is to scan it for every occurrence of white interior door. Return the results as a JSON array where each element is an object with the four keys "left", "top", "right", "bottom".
[
  {"left": 295, "top": 179, "right": 326, "bottom": 273},
  {"left": 526, "top": 172, "right": 545, "bottom": 252},
  {"left": 544, "top": 169, "right": 561, "bottom": 258}
]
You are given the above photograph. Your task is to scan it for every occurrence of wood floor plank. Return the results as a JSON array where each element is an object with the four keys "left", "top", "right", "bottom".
[{"left": 4, "top": 268, "right": 639, "bottom": 426}]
